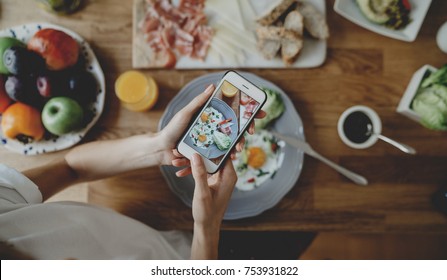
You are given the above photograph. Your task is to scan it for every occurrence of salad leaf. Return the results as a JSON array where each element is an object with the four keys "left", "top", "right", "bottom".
[
  {"left": 421, "top": 65, "right": 447, "bottom": 88},
  {"left": 213, "top": 130, "right": 232, "bottom": 150},
  {"left": 412, "top": 87, "right": 447, "bottom": 130},
  {"left": 431, "top": 84, "right": 447, "bottom": 102},
  {"left": 255, "top": 87, "right": 285, "bottom": 130},
  {"left": 411, "top": 65, "right": 447, "bottom": 130}
]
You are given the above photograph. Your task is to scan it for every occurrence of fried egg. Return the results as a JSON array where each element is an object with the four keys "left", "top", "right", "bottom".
[
  {"left": 232, "top": 130, "right": 285, "bottom": 191},
  {"left": 190, "top": 107, "right": 224, "bottom": 148}
]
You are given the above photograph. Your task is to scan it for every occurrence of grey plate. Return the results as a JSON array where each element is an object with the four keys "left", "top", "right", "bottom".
[{"left": 158, "top": 72, "right": 305, "bottom": 220}]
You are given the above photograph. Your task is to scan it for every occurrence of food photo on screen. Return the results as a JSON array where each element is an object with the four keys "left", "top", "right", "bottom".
[{"left": 184, "top": 80, "right": 260, "bottom": 164}]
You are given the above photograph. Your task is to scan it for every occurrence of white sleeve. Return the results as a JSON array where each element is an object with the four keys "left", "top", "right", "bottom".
[{"left": 0, "top": 164, "right": 43, "bottom": 207}]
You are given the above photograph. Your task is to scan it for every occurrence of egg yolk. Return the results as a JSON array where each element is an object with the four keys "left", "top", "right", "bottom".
[
  {"left": 201, "top": 112, "right": 209, "bottom": 122},
  {"left": 247, "top": 147, "right": 266, "bottom": 169},
  {"left": 198, "top": 134, "right": 207, "bottom": 142}
]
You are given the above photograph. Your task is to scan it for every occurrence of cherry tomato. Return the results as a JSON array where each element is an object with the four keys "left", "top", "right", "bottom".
[
  {"left": 271, "top": 142, "right": 278, "bottom": 153},
  {"left": 402, "top": 0, "right": 411, "bottom": 10}
]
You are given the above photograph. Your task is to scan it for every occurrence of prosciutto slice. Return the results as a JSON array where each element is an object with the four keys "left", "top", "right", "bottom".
[{"left": 140, "top": 0, "right": 213, "bottom": 67}]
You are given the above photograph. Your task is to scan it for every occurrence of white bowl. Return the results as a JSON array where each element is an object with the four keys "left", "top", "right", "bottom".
[
  {"left": 338, "top": 105, "right": 382, "bottom": 149},
  {"left": 334, "top": 0, "right": 432, "bottom": 42},
  {"left": 437, "top": 21, "right": 447, "bottom": 53},
  {"left": 397, "top": 64, "right": 437, "bottom": 123}
]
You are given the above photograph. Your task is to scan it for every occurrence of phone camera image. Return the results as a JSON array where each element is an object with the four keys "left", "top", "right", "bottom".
[{"left": 184, "top": 80, "right": 260, "bottom": 165}]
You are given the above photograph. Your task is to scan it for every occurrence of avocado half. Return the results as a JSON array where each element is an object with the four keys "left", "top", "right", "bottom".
[{"left": 356, "top": 0, "right": 391, "bottom": 24}]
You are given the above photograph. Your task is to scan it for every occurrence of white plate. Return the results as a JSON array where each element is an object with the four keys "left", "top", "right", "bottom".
[
  {"left": 133, "top": 0, "right": 327, "bottom": 69},
  {"left": 0, "top": 23, "right": 105, "bottom": 155},
  {"left": 158, "top": 72, "right": 305, "bottom": 220},
  {"left": 334, "top": 0, "right": 432, "bottom": 42}
]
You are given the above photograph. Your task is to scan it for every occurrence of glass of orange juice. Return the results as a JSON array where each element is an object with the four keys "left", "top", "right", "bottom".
[{"left": 115, "top": 71, "right": 159, "bottom": 112}]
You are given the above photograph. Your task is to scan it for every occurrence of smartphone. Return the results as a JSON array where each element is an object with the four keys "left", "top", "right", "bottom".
[{"left": 177, "top": 71, "right": 267, "bottom": 173}]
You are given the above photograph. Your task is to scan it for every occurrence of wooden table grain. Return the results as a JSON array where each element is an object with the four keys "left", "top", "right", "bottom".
[{"left": 1, "top": 0, "right": 446, "bottom": 233}]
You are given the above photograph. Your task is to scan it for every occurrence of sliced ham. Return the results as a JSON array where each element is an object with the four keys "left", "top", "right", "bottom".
[
  {"left": 148, "top": 0, "right": 186, "bottom": 27},
  {"left": 161, "top": 22, "right": 176, "bottom": 48},
  {"left": 178, "top": 0, "right": 205, "bottom": 15},
  {"left": 240, "top": 92, "right": 251, "bottom": 105},
  {"left": 141, "top": 16, "right": 160, "bottom": 33},
  {"left": 146, "top": 30, "right": 164, "bottom": 51},
  {"left": 140, "top": 0, "right": 213, "bottom": 67},
  {"left": 219, "top": 123, "right": 233, "bottom": 136},
  {"left": 243, "top": 101, "right": 258, "bottom": 119},
  {"left": 192, "top": 25, "right": 213, "bottom": 60},
  {"left": 182, "top": 12, "right": 206, "bottom": 33},
  {"left": 175, "top": 28, "right": 194, "bottom": 55}
]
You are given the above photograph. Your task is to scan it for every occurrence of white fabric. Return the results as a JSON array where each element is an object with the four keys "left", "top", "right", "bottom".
[{"left": 0, "top": 164, "right": 192, "bottom": 259}]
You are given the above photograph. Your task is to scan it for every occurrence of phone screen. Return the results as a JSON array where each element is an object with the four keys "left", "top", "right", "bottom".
[{"left": 182, "top": 80, "right": 261, "bottom": 166}]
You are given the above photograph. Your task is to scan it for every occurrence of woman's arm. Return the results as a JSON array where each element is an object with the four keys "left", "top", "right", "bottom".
[
  {"left": 23, "top": 133, "right": 166, "bottom": 200},
  {"left": 23, "top": 85, "right": 217, "bottom": 201},
  {"left": 189, "top": 154, "right": 237, "bottom": 259},
  {"left": 64, "top": 133, "right": 165, "bottom": 182}
]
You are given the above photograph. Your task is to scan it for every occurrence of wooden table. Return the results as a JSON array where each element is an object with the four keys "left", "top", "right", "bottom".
[{"left": 1, "top": 0, "right": 446, "bottom": 233}]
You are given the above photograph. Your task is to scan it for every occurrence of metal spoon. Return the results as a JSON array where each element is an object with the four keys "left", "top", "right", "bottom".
[{"left": 366, "top": 124, "right": 416, "bottom": 155}]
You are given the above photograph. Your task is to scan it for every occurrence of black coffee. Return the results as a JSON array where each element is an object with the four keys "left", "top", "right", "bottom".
[{"left": 343, "top": 111, "right": 372, "bottom": 144}]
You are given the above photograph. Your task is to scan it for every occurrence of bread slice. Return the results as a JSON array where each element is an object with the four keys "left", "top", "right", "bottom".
[
  {"left": 280, "top": 10, "right": 304, "bottom": 65},
  {"left": 257, "top": 39, "right": 281, "bottom": 60},
  {"left": 296, "top": 1, "right": 329, "bottom": 39},
  {"left": 281, "top": 36, "right": 303, "bottom": 65},
  {"left": 256, "top": 0, "right": 296, "bottom": 26},
  {"left": 284, "top": 10, "right": 304, "bottom": 35},
  {"left": 256, "top": 25, "right": 300, "bottom": 41},
  {"left": 256, "top": 23, "right": 303, "bottom": 64}
]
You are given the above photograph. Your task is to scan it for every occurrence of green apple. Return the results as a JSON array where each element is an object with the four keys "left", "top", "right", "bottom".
[
  {"left": 37, "top": 0, "right": 81, "bottom": 14},
  {"left": 0, "top": 37, "right": 25, "bottom": 74},
  {"left": 42, "top": 97, "right": 84, "bottom": 136}
]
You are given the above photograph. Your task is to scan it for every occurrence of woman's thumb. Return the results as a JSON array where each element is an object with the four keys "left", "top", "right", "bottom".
[{"left": 191, "top": 153, "right": 208, "bottom": 192}]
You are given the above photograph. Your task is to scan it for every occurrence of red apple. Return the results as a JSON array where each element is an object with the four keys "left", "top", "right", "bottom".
[{"left": 27, "top": 28, "right": 79, "bottom": 71}]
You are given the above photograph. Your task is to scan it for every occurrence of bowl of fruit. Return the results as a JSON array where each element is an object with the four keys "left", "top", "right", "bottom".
[{"left": 0, "top": 23, "right": 105, "bottom": 155}]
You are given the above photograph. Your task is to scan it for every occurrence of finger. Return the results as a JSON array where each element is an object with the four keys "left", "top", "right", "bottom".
[
  {"left": 235, "top": 143, "right": 242, "bottom": 153},
  {"left": 236, "top": 137, "right": 245, "bottom": 152},
  {"left": 221, "top": 158, "right": 237, "bottom": 184},
  {"left": 246, "top": 110, "right": 266, "bottom": 135},
  {"left": 175, "top": 167, "right": 192, "bottom": 177},
  {"left": 172, "top": 158, "right": 190, "bottom": 167},
  {"left": 173, "top": 149, "right": 183, "bottom": 158},
  {"left": 215, "top": 159, "right": 237, "bottom": 203},
  {"left": 255, "top": 110, "right": 267, "bottom": 119},
  {"left": 248, "top": 122, "right": 255, "bottom": 135},
  {"left": 230, "top": 152, "right": 236, "bottom": 160},
  {"left": 190, "top": 153, "right": 210, "bottom": 196},
  {"left": 180, "top": 84, "right": 215, "bottom": 116}
]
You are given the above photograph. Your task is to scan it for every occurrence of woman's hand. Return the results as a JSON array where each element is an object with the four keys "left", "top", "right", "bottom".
[
  {"left": 157, "top": 84, "right": 215, "bottom": 166},
  {"left": 160, "top": 84, "right": 266, "bottom": 177},
  {"left": 189, "top": 153, "right": 237, "bottom": 259}
]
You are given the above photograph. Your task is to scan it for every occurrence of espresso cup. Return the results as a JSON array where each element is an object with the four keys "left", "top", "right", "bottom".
[{"left": 337, "top": 105, "right": 382, "bottom": 149}]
